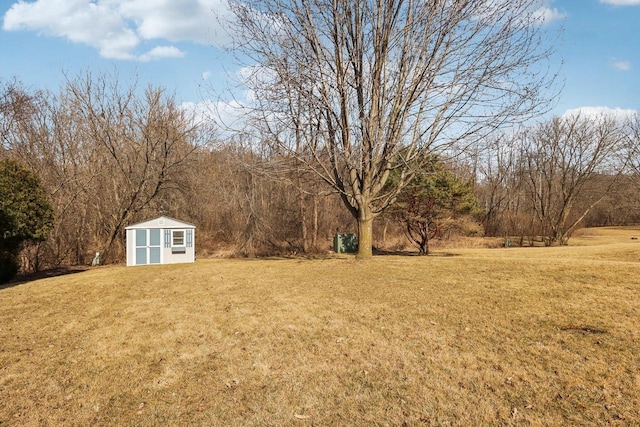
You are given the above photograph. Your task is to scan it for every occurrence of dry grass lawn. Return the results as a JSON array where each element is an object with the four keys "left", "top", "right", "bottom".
[{"left": 1, "top": 227, "right": 639, "bottom": 426}]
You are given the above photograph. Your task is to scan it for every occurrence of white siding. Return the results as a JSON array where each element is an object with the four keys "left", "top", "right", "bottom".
[{"left": 125, "top": 216, "right": 195, "bottom": 266}]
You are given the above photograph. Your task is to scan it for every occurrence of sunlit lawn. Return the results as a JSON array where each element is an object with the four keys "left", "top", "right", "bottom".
[{"left": 1, "top": 227, "right": 639, "bottom": 425}]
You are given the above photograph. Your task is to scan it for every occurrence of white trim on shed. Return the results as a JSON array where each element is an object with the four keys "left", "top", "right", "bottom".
[{"left": 125, "top": 216, "right": 195, "bottom": 266}]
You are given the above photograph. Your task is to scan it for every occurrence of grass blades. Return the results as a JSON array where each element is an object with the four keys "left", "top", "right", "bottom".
[{"left": 1, "top": 227, "right": 639, "bottom": 425}]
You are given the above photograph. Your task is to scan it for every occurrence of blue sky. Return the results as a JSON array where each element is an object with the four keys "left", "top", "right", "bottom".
[{"left": 1, "top": 0, "right": 639, "bottom": 121}]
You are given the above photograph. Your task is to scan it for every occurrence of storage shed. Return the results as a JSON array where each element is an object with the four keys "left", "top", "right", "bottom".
[{"left": 125, "top": 216, "right": 195, "bottom": 266}]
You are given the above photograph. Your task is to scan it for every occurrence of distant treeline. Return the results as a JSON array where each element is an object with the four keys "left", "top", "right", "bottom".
[{"left": 2, "top": 73, "right": 640, "bottom": 272}]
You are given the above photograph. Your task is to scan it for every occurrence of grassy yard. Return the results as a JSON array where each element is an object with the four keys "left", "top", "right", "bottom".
[{"left": 1, "top": 227, "right": 639, "bottom": 426}]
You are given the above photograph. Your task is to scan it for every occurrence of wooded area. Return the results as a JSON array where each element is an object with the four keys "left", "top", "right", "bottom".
[
  {"left": 225, "top": 0, "right": 558, "bottom": 258},
  {"left": 1, "top": 0, "right": 639, "bottom": 274},
  {"left": 1, "top": 71, "right": 638, "bottom": 275}
]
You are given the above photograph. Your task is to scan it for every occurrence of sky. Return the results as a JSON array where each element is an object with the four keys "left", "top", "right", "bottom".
[{"left": 1, "top": 0, "right": 639, "bottom": 122}]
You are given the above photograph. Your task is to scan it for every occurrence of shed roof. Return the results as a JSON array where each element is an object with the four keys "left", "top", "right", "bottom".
[{"left": 125, "top": 216, "right": 196, "bottom": 230}]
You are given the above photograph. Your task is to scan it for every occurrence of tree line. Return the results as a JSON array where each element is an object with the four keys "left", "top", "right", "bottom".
[
  {"left": 471, "top": 114, "right": 640, "bottom": 245},
  {"left": 0, "top": 74, "right": 358, "bottom": 276},
  {"left": 2, "top": 71, "right": 638, "bottom": 279},
  {"left": 2, "top": 0, "right": 640, "bottom": 279}
]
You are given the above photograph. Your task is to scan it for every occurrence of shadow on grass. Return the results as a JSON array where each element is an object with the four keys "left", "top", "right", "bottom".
[
  {"left": 373, "top": 248, "right": 461, "bottom": 257},
  {"left": 1, "top": 266, "right": 89, "bottom": 290},
  {"left": 218, "top": 249, "right": 462, "bottom": 261}
]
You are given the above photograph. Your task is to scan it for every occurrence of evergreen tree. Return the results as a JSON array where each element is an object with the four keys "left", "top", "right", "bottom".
[
  {"left": 388, "top": 159, "right": 481, "bottom": 255},
  {"left": 0, "top": 159, "right": 54, "bottom": 283}
]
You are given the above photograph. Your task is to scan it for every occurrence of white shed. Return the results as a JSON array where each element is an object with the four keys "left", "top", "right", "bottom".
[{"left": 125, "top": 216, "right": 195, "bottom": 266}]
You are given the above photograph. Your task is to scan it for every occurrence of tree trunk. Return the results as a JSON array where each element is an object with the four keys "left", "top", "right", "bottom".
[
  {"left": 356, "top": 208, "right": 374, "bottom": 259},
  {"left": 423, "top": 236, "right": 430, "bottom": 256},
  {"left": 312, "top": 195, "right": 319, "bottom": 250},
  {"left": 299, "top": 188, "right": 308, "bottom": 253},
  {"left": 381, "top": 219, "right": 389, "bottom": 247}
]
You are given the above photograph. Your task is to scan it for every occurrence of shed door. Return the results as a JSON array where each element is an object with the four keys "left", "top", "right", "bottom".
[{"left": 135, "top": 229, "right": 161, "bottom": 265}]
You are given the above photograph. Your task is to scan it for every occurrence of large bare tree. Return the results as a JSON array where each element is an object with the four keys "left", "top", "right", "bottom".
[
  {"left": 64, "top": 73, "right": 199, "bottom": 262},
  {"left": 2, "top": 73, "right": 200, "bottom": 266},
  {"left": 522, "top": 114, "right": 625, "bottom": 245},
  {"left": 226, "top": 0, "right": 559, "bottom": 258}
]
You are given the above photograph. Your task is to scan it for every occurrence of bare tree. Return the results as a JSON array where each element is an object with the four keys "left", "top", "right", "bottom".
[
  {"left": 625, "top": 113, "right": 640, "bottom": 181},
  {"left": 0, "top": 79, "right": 43, "bottom": 154},
  {"left": 225, "top": 0, "right": 559, "bottom": 258},
  {"left": 0, "top": 82, "right": 94, "bottom": 267},
  {"left": 474, "top": 135, "right": 523, "bottom": 237},
  {"left": 521, "top": 114, "right": 625, "bottom": 245},
  {"left": 64, "top": 72, "right": 199, "bottom": 262},
  {"left": 2, "top": 72, "right": 200, "bottom": 267}
]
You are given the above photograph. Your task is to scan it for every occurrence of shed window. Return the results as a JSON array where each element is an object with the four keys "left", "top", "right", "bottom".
[
  {"left": 186, "top": 229, "right": 193, "bottom": 248},
  {"left": 135, "top": 229, "right": 147, "bottom": 247},
  {"left": 150, "top": 229, "right": 161, "bottom": 246},
  {"left": 172, "top": 230, "right": 185, "bottom": 246}
]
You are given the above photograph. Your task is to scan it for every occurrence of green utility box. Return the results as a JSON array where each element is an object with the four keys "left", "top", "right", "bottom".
[{"left": 333, "top": 233, "right": 358, "bottom": 253}]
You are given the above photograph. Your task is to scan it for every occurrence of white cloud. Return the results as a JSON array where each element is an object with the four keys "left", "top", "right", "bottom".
[
  {"left": 202, "top": 71, "right": 212, "bottom": 80},
  {"left": 2, "top": 0, "right": 232, "bottom": 61},
  {"left": 118, "top": 0, "right": 232, "bottom": 45},
  {"left": 600, "top": 0, "right": 640, "bottom": 5},
  {"left": 532, "top": 6, "right": 567, "bottom": 25},
  {"left": 181, "top": 100, "right": 215, "bottom": 127},
  {"left": 181, "top": 98, "right": 249, "bottom": 138},
  {"left": 3, "top": 0, "right": 139, "bottom": 59},
  {"left": 563, "top": 106, "right": 638, "bottom": 122},
  {"left": 473, "top": 1, "right": 566, "bottom": 27},
  {"left": 138, "top": 46, "right": 186, "bottom": 62},
  {"left": 612, "top": 60, "right": 632, "bottom": 71}
]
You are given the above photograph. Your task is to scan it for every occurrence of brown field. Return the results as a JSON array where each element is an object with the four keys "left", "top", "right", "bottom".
[{"left": 1, "top": 227, "right": 639, "bottom": 426}]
